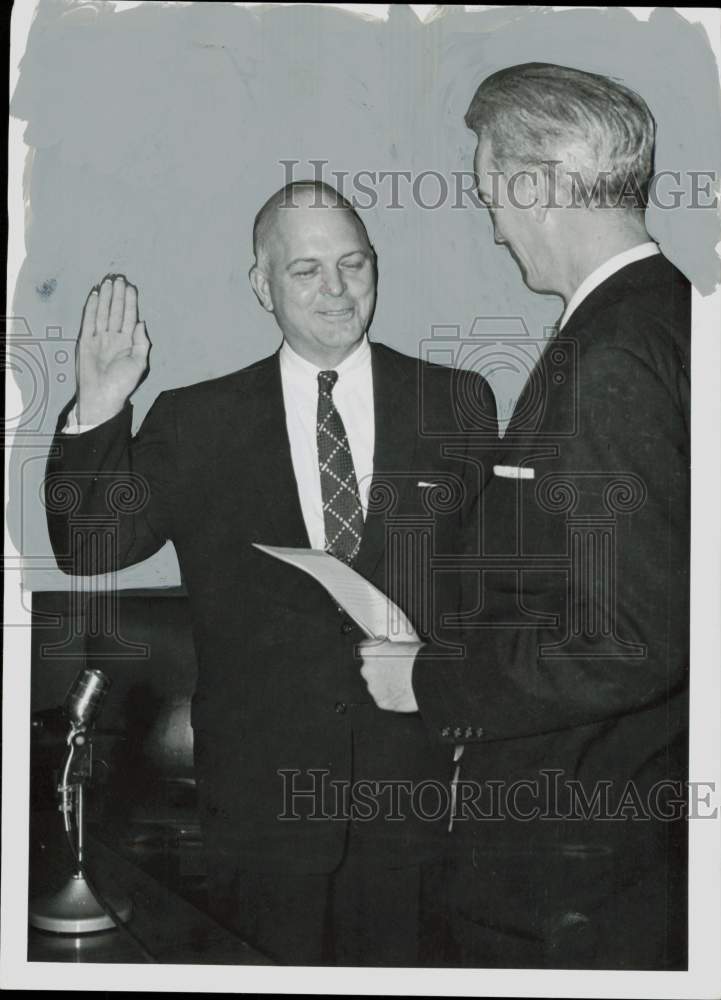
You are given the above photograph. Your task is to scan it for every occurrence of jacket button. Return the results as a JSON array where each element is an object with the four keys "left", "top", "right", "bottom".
[
  {"left": 334, "top": 702, "right": 347, "bottom": 714},
  {"left": 340, "top": 622, "right": 354, "bottom": 635}
]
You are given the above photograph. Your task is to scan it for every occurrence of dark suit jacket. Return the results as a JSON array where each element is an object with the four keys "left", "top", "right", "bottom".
[
  {"left": 412, "top": 254, "right": 690, "bottom": 960},
  {"left": 45, "top": 340, "right": 498, "bottom": 874}
]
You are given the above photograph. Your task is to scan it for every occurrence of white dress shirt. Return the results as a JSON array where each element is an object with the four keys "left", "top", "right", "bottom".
[
  {"left": 63, "top": 335, "right": 375, "bottom": 551},
  {"left": 559, "top": 241, "right": 660, "bottom": 330},
  {"left": 279, "top": 335, "right": 374, "bottom": 549}
]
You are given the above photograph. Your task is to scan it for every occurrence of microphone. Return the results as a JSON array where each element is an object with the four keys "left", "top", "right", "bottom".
[
  {"left": 64, "top": 669, "right": 111, "bottom": 730},
  {"left": 29, "top": 665, "right": 133, "bottom": 935}
]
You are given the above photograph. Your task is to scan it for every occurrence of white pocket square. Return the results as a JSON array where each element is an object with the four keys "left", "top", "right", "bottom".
[
  {"left": 493, "top": 465, "right": 535, "bottom": 480},
  {"left": 417, "top": 481, "right": 439, "bottom": 488}
]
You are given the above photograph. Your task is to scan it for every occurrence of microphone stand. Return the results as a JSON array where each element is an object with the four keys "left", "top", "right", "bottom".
[{"left": 29, "top": 716, "right": 132, "bottom": 934}]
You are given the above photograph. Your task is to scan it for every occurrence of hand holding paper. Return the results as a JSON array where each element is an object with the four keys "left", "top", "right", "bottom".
[
  {"left": 253, "top": 544, "right": 423, "bottom": 712},
  {"left": 357, "top": 638, "right": 421, "bottom": 713}
]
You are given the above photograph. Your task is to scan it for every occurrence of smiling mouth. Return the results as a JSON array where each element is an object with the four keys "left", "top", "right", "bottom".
[{"left": 317, "top": 307, "right": 355, "bottom": 320}]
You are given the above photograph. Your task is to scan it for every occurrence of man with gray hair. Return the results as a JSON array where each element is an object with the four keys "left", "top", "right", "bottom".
[{"left": 360, "top": 63, "right": 689, "bottom": 968}]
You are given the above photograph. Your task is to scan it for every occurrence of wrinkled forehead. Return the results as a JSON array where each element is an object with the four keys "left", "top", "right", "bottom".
[{"left": 267, "top": 199, "right": 371, "bottom": 265}]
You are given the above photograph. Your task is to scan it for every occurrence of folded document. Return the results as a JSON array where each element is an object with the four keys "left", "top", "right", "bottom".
[{"left": 252, "top": 544, "right": 419, "bottom": 643}]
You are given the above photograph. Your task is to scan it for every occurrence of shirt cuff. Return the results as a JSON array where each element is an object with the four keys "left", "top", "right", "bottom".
[{"left": 62, "top": 404, "right": 101, "bottom": 435}]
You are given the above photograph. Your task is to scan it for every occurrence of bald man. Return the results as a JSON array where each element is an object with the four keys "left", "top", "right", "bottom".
[{"left": 45, "top": 181, "right": 498, "bottom": 965}]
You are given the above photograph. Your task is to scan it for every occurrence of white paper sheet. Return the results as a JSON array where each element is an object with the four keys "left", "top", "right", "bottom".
[{"left": 253, "top": 544, "right": 419, "bottom": 642}]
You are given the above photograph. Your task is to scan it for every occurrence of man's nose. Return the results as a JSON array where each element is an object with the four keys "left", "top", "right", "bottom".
[
  {"left": 487, "top": 212, "right": 505, "bottom": 246},
  {"left": 320, "top": 267, "right": 346, "bottom": 296}
]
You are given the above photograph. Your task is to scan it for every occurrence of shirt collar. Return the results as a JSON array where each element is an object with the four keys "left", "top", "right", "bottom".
[
  {"left": 559, "top": 241, "right": 660, "bottom": 330},
  {"left": 279, "top": 334, "right": 372, "bottom": 382}
]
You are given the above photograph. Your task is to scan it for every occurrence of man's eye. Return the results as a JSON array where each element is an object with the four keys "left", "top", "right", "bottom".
[
  {"left": 343, "top": 256, "right": 369, "bottom": 272},
  {"left": 293, "top": 269, "right": 317, "bottom": 278}
]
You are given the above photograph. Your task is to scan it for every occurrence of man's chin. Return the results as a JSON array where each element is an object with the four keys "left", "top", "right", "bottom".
[
  {"left": 521, "top": 272, "right": 561, "bottom": 297},
  {"left": 508, "top": 255, "right": 556, "bottom": 297},
  {"left": 311, "top": 325, "right": 365, "bottom": 359},
  {"left": 315, "top": 322, "right": 367, "bottom": 351},
  {"left": 515, "top": 264, "right": 547, "bottom": 295}
]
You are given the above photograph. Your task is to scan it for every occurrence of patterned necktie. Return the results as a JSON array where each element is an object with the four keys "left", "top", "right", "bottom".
[{"left": 317, "top": 370, "right": 363, "bottom": 564}]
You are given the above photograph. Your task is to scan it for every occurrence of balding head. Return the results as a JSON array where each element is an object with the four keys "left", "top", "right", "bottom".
[{"left": 253, "top": 181, "right": 372, "bottom": 274}]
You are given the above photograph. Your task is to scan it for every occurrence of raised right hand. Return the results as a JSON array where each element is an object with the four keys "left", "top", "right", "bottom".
[{"left": 76, "top": 274, "right": 150, "bottom": 424}]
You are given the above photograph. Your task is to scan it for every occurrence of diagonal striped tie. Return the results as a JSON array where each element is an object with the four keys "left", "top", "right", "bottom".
[{"left": 317, "top": 370, "right": 363, "bottom": 564}]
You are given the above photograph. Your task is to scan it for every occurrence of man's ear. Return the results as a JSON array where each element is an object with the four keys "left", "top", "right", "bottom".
[{"left": 249, "top": 265, "right": 274, "bottom": 312}]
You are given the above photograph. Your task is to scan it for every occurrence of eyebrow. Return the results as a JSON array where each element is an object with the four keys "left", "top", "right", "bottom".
[
  {"left": 286, "top": 258, "right": 318, "bottom": 269},
  {"left": 286, "top": 249, "right": 368, "bottom": 270}
]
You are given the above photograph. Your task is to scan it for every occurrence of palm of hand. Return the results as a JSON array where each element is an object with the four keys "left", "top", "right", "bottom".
[{"left": 76, "top": 275, "right": 150, "bottom": 424}]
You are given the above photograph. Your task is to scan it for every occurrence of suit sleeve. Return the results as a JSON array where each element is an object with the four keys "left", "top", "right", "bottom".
[
  {"left": 413, "top": 339, "right": 690, "bottom": 745},
  {"left": 433, "top": 369, "right": 501, "bottom": 647},
  {"left": 450, "top": 365, "right": 501, "bottom": 559},
  {"left": 44, "top": 391, "right": 178, "bottom": 575}
]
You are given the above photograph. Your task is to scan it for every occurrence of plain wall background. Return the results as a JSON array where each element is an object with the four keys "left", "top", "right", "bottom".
[{"left": 8, "top": 2, "right": 720, "bottom": 590}]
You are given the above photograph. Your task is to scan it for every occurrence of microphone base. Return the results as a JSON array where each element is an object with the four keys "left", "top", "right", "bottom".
[{"left": 29, "top": 873, "right": 132, "bottom": 934}]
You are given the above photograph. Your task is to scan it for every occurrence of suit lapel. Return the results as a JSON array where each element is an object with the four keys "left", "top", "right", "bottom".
[
  {"left": 237, "top": 352, "right": 311, "bottom": 548},
  {"left": 353, "top": 343, "right": 419, "bottom": 582}
]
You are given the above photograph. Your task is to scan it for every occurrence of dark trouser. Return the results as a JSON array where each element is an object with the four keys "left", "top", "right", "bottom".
[
  {"left": 445, "top": 825, "right": 688, "bottom": 969},
  {"left": 204, "top": 840, "right": 454, "bottom": 966}
]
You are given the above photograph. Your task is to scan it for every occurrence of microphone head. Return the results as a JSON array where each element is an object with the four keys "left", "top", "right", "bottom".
[{"left": 64, "top": 669, "right": 111, "bottom": 728}]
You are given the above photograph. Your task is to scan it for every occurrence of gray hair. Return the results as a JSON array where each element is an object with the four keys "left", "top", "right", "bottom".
[
  {"left": 465, "top": 62, "right": 656, "bottom": 209},
  {"left": 253, "top": 181, "right": 370, "bottom": 270}
]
